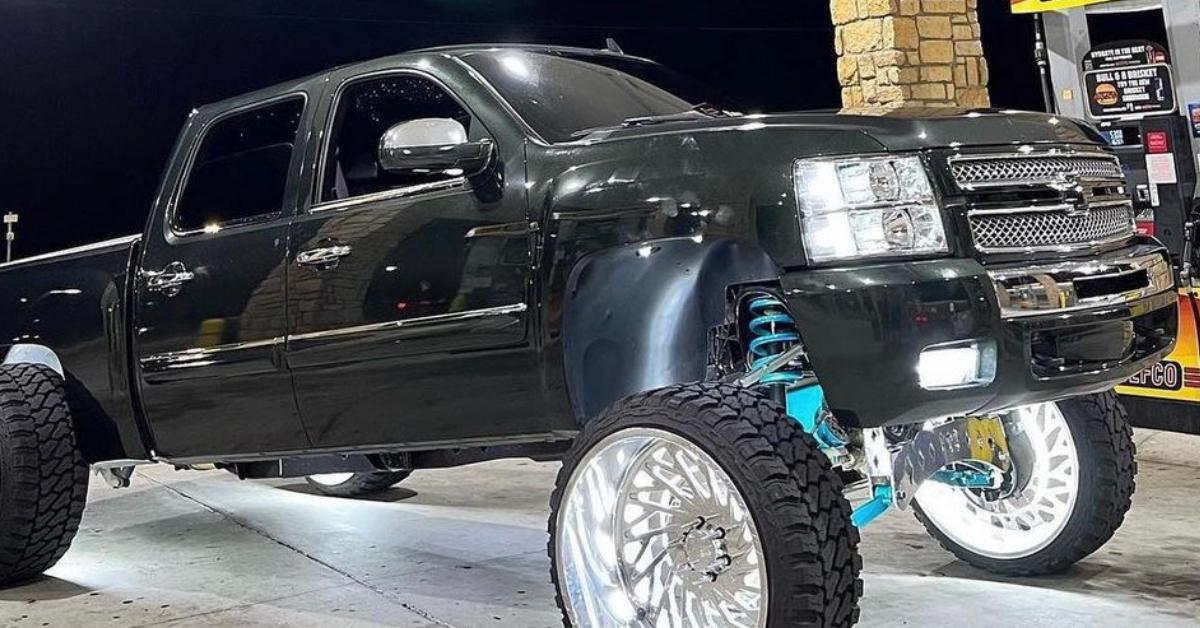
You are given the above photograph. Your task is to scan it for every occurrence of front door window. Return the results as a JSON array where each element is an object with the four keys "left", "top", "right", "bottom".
[{"left": 320, "top": 76, "right": 476, "bottom": 203}]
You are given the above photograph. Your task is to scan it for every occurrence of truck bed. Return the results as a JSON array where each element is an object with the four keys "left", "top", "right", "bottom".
[{"left": 0, "top": 234, "right": 145, "bottom": 461}]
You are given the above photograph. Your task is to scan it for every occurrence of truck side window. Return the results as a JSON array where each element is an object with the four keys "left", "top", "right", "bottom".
[
  {"left": 320, "top": 75, "right": 473, "bottom": 202},
  {"left": 174, "top": 96, "right": 304, "bottom": 233}
]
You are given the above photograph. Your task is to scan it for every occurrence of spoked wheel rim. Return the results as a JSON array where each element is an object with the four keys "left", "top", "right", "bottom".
[
  {"left": 307, "top": 472, "right": 355, "bottom": 487},
  {"left": 556, "top": 428, "right": 768, "bottom": 628},
  {"left": 915, "top": 402, "right": 1081, "bottom": 560}
]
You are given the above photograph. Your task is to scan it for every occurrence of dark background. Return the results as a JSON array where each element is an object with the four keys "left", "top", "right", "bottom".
[{"left": 0, "top": 0, "right": 1043, "bottom": 257}]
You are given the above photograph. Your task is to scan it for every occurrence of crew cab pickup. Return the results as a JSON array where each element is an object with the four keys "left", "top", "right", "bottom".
[{"left": 0, "top": 44, "right": 1176, "bottom": 627}]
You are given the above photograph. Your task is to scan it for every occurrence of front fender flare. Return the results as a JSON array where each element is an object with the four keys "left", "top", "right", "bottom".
[{"left": 562, "top": 236, "right": 780, "bottom": 422}]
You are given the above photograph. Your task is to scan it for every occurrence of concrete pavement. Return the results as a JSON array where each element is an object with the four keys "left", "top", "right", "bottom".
[{"left": 1, "top": 429, "right": 1197, "bottom": 627}]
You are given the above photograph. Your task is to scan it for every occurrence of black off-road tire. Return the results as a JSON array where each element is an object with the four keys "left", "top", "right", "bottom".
[
  {"left": 0, "top": 364, "right": 89, "bottom": 585},
  {"left": 549, "top": 382, "right": 862, "bottom": 628},
  {"left": 914, "top": 392, "right": 1136, "bottom": 576},
  {"left": 304, "top": 471, "right": 412, "bottom": 498}
]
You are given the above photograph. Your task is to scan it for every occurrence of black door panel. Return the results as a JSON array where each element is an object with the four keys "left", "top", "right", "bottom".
[
  {"left": 136, "top": 226, "right": 305, "bottom": 458},
  {"left": 295, "top": 349, "right": 546, "bottom": 446},
  {"left": 286, "top": 67, "right": 543, "bottom": 449},
  {"left": 286, "top": 185, "right": 537, "bottom": 447},
  {"left": 134, "top": 95, "right": 312, "bottom": 459}
]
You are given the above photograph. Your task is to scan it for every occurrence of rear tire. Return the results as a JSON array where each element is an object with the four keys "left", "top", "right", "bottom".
[
  {"left": 0, "top": 364, "right": 89, "bottom": 585},
  {"left": 913, "top": 392, "right": 1135, "bottom": 576},
  {"left": 304, "top": 471, "right": 412, "bottom": 498},
  {"left": 549, "top": 382, "right": 861, "bottom": 628}
]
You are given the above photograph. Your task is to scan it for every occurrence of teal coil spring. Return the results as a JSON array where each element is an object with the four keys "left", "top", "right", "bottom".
[
  {"left": 746, "top": 296, "right": 805, "bottom": 386},
  {"left": 746, "top": 295, "right": 847, "bottom": 452}
]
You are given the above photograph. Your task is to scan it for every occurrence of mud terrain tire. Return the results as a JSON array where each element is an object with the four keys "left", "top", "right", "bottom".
[
  {"left": 914, "top": 392, "right": 1136, "bottom": 576},
  {"left": 549, "top": 382, "right": 862, "bottom": 627},
  {"left": 0, "top": 364, "right": 89, "bottom": 585}
]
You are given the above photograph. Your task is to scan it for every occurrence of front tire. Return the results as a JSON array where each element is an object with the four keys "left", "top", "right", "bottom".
[
  {"left": 913, "top": 392, "right": 1136, "bottom": 576},
  {"left": 0, "top": 364, "right": 89, "bottom": 585},
  {"left": 549, "top": 383, "right": 861, "bottom": 628},
  {"left": 304, "top": 471, "right": 411, "bottom": 498}
]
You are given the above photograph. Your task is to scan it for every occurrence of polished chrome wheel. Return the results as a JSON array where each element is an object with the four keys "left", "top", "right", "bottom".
[
  {"left": 555, "top": 428, "right": 767, "bottom": 628},
  {"left": 915, "top": 401, "right": 1080, "bottom": 560},
  {"left": 307, "top": 472, "right": 355, "bottom": 487}
]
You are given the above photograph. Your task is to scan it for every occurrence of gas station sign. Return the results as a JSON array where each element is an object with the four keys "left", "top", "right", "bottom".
[
  {"left": 1084, "top": 65, "right": 1176, "bottom": 118},
  {"left": 1082, "top": 41, "right": 1176, "bottom": 119},
  {"left": 1010, "top": 0, "right": 1119, "bottom": 14},
  {"left": 1145, "top": 130, "right": 1170, "bottom": 154},
  {"left": 1082, "top": 40, "right": 1169, "bottom": 71}
]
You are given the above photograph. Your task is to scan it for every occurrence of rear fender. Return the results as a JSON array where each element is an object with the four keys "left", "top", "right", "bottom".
[
  {"left": 2, "top": 344, "right": 64, "bottom": 376},
  {"left": 562, "top": 236, "right": 779, "bottom": 422},
  {"left": 2, "top": 344, "right": 133, "bottom": 463}
]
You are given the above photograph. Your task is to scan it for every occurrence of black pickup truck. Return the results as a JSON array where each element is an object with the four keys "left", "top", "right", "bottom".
[{"left": 0, "top": 44, "right": 1176, "bottom": 628}]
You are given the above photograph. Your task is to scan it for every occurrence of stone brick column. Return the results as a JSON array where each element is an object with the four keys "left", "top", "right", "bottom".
[{"left": 831, "top": 0, "right": 990, "bottom": 109}]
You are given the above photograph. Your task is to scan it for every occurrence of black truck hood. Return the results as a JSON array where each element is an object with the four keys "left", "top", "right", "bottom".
[{"left": 578, "top": 108, "right": 1105, "bottom": 152}]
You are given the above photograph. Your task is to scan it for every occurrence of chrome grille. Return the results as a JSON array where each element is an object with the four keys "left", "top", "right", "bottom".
[
  {"left": 950, "top": 150, "right": 1134, "bottom": 253},
  {"left": 969, "top": 204, "right": 1135, "bottom": 252},
  {"left": 950, "top": 153, "right": 1124, "bottom": 188}
]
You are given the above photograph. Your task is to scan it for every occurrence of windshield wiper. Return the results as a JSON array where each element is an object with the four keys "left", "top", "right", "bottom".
[{"left": 570, "top": 103, "right": 731, "bottom": 138}]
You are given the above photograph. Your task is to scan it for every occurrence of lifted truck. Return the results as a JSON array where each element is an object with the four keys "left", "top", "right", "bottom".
[{"left": 0, "top": 44, "right": 1177, "bottom": 627}]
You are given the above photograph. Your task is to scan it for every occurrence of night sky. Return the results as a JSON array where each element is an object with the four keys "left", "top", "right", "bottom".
[{"left": 0, "top": 0, "right": 1043, "bottom": 258}]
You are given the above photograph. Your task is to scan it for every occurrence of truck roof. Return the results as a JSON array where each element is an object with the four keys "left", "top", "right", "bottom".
[
  {"left": 191, "top": 43, "right": 647, "bottom": 117},
  {"left": 412, "top": 42, "right": 647, "bottom": 62}
]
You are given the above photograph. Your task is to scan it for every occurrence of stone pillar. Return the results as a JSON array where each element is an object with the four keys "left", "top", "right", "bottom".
[{"left": 831, "top": 0, "right": 990, "bottom": 109}]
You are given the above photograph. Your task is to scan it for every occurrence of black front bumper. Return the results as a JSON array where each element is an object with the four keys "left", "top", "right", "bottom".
[{"left": 783, "top": 241, "right": 1177, "bottom": 428}]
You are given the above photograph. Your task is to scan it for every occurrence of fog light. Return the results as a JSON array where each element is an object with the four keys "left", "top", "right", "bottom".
[{"left": 917, "top": 339, "right": 996, "bottom": 390}]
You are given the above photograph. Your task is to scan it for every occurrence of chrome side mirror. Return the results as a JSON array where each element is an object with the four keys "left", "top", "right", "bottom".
[{"left": 378, "top": 118, "right": 493, "bottom": 176}]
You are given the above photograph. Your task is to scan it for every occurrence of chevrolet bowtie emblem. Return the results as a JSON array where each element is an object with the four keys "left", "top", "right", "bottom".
[
  {"left": 1047, "top": 170, "right": 1081, "bottom": 190},
  {"left": 1048, "top": 172, "right": 1091, "bottom": 217},
  {"left": 1063, "top": 197, "right": 1091, "bottom": 217}
]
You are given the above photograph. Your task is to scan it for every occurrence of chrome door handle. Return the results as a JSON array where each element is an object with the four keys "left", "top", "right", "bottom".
[
  {"left": 145, "top": 261, "right": 195, "bottom": 297},
  {"left": 296, "top": 245, "right": 352, "bottom": 270}
]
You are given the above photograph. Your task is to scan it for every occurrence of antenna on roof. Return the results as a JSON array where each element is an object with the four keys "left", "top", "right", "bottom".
[{"left": 605, "top": 38, "right": 624, "bottom": 54}]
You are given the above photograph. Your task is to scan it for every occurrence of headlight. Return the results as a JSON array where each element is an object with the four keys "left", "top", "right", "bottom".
[{"left": 794, "top": 155, "right": 947, "bottom": 262}]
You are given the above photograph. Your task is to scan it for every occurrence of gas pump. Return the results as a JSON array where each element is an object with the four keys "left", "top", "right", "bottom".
[
  {"left": 1096, "top": 112, "right": 1196, "bottom": 261},
  {"left": 1027, "top": 0, "right": 1200, "bottom": 434},
  {"left": 1127, "top": 115, "right": 1196, "bottom": 260}
]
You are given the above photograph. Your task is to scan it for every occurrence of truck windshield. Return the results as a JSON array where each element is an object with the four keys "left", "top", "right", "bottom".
[{"left": 460, "top": 50, "right": 730, "bottom": 143}]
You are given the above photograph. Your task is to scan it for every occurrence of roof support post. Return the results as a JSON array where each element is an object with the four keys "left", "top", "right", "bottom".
[{"left": 831, "top": 0, "right": 991, "bottom": 109}]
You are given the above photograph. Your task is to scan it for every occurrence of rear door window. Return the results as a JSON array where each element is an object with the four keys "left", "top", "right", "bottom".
[{"left": 174, "top": 97, "right": 305, "bottom": 233}]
